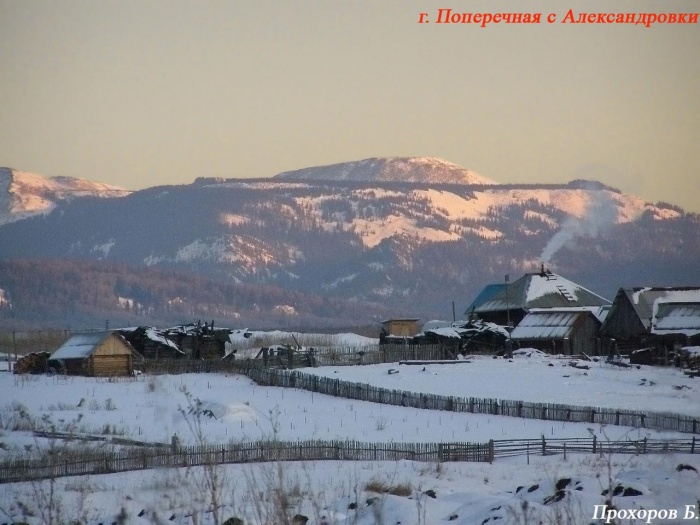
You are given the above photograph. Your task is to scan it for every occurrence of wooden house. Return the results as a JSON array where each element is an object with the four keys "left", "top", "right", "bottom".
[
  {"left": 48, "top": 331, "right": 142, "bottom": 376},
  {"left": 465, "top": 267, "right": 611, "bottom": 327},
  {"left": 600, "top": 287, "right": 700, "bottom": 356},
  {"left": 510, "top": 309, "right": 602, "bottom": 355}
]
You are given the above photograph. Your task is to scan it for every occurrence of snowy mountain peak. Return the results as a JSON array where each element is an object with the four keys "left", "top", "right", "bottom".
[
  {"left": 0, "top": 167, "right": 131, "bottom": 226},
  {"left": 274, "top": 157, "right": 498, "bottom": 185}
]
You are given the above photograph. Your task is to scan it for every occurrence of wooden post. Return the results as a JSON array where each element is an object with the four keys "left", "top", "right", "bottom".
[
  {"left": 527, "top": 443, "right": 530, "bottom": 465},
  {"left": 541, "top": 435, "right": 546, "bottom": 456},
  {"left": 592, "top": 435, "right": 597, "bottom": 453},
  {"left": 691, "top": 436, "right": 695, "bottom": 454},
  {"left": 488, "top": 439, "right": 494, "bottom": 463}
]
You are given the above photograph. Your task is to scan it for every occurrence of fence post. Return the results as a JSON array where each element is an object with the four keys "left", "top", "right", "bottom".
[
  {"left": 593, "top": 435, "right": 597, "bottom": 453},
  {"left": 693, "top": 419, "right": 697, "bottom": 434},
  {"left": 590, "top": 410, "right": 595, "bottom": 424},
  {"left": 541, "top": 435, "right": 546, "bottom": 456},
  {"left": 643, "top": 437, "right": 647, "bottom": 454},
  {"left": 692, "top": 436, "right": 695, "bottom": 454},
  {"left": 517, "top": 402, "right": 523, "bottom": 418},
  {"left": 615, "top": 411, "right": 620, "bottom": 426},
  {"left": 488, "top": 440, "right": 494, "bottom": 464}
]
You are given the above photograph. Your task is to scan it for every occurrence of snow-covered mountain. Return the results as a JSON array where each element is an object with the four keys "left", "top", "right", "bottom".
[
  {"left": 0, "top": 167, "right": 130, "bottom": 226},
  {"left": 0, "top": 160, "right": 697, "bottom": 327},
  {"left": 275, "top": 156, "right": 497, "bottom": 185}
]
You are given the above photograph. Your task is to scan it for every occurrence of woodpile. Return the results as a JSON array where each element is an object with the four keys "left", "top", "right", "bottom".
[{"left": 13, "top": 352, "right": 51, "bottom": 374}]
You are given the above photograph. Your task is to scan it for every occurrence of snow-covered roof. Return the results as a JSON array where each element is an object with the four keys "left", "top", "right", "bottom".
[
  {"left": 652, "top": 302, "right": 700, "bottom": 336},
  {"left": 621, "top": 287, "right": 700, "bottom": 331},
  {"left": 467, "top": 271, "right": 610, "bottom": 313},
  {"left": 50, "top": 331, "right": 114, "bottom": 360},
  {"left": 511, "top": 310, "right": 593, "bottom": 340}
]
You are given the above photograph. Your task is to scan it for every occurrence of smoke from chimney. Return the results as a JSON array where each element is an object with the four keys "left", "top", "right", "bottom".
[{"left": 540, "top": 188, "right": 618, "bottom": 264}]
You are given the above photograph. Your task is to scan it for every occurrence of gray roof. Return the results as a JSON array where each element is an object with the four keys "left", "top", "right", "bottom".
[
  {"left": 467, "top": 271, "right": 611, "bottom": 314},
  {"left": 652, "top": 302, "right": 700, "bottom": 336},
  {"left": 511, "top": 310, "right": 588, "bottom": 340}
]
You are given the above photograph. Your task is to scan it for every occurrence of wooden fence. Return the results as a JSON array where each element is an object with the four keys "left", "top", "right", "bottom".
[
  {"left": 243, "top": 368, "right": 700, "bottom": 435},
  {"left": 0, "top": 439, "right": 490, "bottom": 484},
  {"left": 1, "top": 436, "right": 696, "bottom": 484},
  {"left": 135, "top": 359, "right": 700, "bottom": 435}
]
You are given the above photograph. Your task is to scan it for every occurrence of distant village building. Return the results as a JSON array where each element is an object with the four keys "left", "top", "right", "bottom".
[
  {"left": 510, "top": 309, "right": 602, "bottom": 355},
  {"left": 118, "top": 326, "right": 185, "bottom": 359},
  {"left": 465, "top": 268, "right": 611, "bottom": 355},
  {"left": 163, "top": 321, "right": 232, "bottom": 360},
  {"left": 379, "top": 318, "right": 421, "bottom": 344},
  {"left": 600, "top": 287, "right": 700, "bottom": 357},
  {"left": 465, "top": 267, "right": 611, "bottom": 327},
  {"left": 48, "top": 331, "right": 142, "bottom": 376}
]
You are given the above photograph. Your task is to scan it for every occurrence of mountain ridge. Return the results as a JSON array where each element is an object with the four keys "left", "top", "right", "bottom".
[
  {"left": 0, "top": 160, "right": 697, "bottom": 328},
  {"left": 0, "top": 167, "right": 130, "bottom": 226},
  {"left": 274, "top": 156, "right": 497, "bottom": 185}
]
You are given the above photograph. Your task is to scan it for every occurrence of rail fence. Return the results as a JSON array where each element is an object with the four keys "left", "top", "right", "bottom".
[{"left": 1, "top": 436, "right": 696, "bottom": 484}]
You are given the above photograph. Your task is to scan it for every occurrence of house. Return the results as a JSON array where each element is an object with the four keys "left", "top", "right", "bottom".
[
  {"left": 600, "top": 287, "right": 700, "bottom": 357},
  {"left": 465, "top": 267, "right": 611, "bottom": 327},
  {"left": 510, "top": 309, "right": 602, "bottom": 355},
  {"left": 379, "top": 318, "right": 421, "bottom": 344},
  {"left": 48, "top": 331, "right": 142, "bottom": 376}
]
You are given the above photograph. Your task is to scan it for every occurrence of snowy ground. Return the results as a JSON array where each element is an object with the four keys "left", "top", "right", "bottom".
[
  {"left": 300, "top": 350, "right": 700, "bottom": 417},
  {"left": 1, "top": 348, "right": 699, "bottom": 524}
]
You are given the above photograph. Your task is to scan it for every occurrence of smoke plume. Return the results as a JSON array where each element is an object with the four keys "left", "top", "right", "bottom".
[{"left": 540, "top": 189, "right": 618, "bottom": 264}]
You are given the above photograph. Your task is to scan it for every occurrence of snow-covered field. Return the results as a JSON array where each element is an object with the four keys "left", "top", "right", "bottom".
[
  {"left": 1, "top": 349, "right": 698, "bottom": 525},
  {"left": 300, "top": 350, "right": 700, "bottom": 417}
]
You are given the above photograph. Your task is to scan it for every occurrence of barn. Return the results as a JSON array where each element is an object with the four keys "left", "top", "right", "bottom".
[{"left": 48, "top": 331, "right": 142, "bottom": 376}]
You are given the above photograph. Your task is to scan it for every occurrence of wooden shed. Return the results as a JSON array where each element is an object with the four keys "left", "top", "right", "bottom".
[
  {"left": 510, "top": 309, "right": 602, "bottom": 355},
  {"left": 380, "top": 318, "right": 421, "bottom": 338},
  {"left": 48, "top": 331, "right": 141, "bottom": 377}
]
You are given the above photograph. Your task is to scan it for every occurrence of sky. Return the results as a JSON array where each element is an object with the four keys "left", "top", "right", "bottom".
[{"left": 1, "top": 0, "right": 699, "bottom": 213}]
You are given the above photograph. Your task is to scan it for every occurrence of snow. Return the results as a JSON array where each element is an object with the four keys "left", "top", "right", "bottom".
[
  {"left": 302, "top": 354, "right": 699, "bottom": 417},
  {"left": 525, "top": 273, "right": 610, "bottom": 305},
  {"left": 0, "top": 167, "right": 130, "bottom": 225},
  {"left": 0, "top": 287, "right": 10, "bottom": 307},
  {"left": 1, "top": 350, "right": 699, "bottom": 524},
  {"left": 219, "top": 212, "right": 250, "bottom": 226}
]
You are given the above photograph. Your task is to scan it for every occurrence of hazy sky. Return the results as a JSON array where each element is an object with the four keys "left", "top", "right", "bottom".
[{"left": 1, "top": 0, "right": 698, "bottom": 212}]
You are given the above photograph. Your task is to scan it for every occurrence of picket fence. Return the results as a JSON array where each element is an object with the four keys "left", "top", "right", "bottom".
[
  {"left": 0, "top": 439, "right": 490, "bottom": 484},
  {"left": 136, "top": 358, "right": 700, "bottom": 435},
  {"left": 243, "top": 367, "right": 700, "bottom": 435},
  {"left": 1, "top": 436, "right": 697, "bottom": 484}
]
